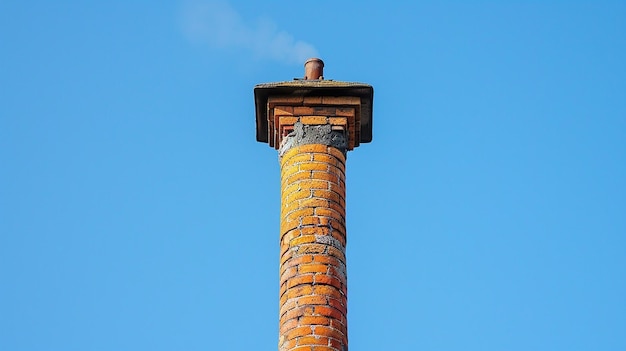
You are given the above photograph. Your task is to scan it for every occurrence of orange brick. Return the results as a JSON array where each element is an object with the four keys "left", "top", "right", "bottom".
[
  {"left": 279, "top": 306, "right": 314, "bottom": 323},
  {"left": 300, "top": 180, "right": 329, "bottom": 190},
  {"left": 280, "top": 266, "right": 298, "bottom": 284},
  {"left": 312, "top": 190, "right": 343, "bottom": 205},
  {"left": 298, "top": 336, "right": 328, "bottom": 346},
  {"left": 328, "top": 298, "right": 347, "bottom": 315},
  {"left": 297, "top": 244, "right": 327, "bottom": 255},
  {"left": 301, "top": 116, "right": 328, "bottom": 125},
  {"left": 310, "top": 171, "right": 339, "bottom": 184},
  {"left": 279, "top": 250, "right": 296, "bottom": 267},
  {"left": 284, "top": 285, "right": 314, "bottom": 300},
  {"left": 321, "top": 96, "right": 360, "bottom": 105},
  {"left": 300, "top": 226, "right": 331, "bottom": 236},
  {"left": 329, "top": 230, "right": 346, "bottom": 247},
  {"left": 282, "top": 255, "right": 315, "bottom": 269},
  {"left": 274, "top": 106, "right": 294, "bottom": 116},
  {"left": 278, "top": 116, "right": 299, "bottom": 125},
  {"left": 299, "top": 162, "right": 329, "bottom": 172},
  {"left": 334, "top": 107, "right": 356, "bottom": 117},
  {"left": 281, "top": 258, "right": 308, "bottom": 277},
  {"left": 279, "top": 245, "right": 292, "bottom": 259},
  {"left": 279, "top": 293, "right": 289, "bottom": 310},
  {"left": 296, "top": 144, "right": 329, "bottom": 153},
  {"left": 293, "top": 106, "right": 315, "bottom": 115},
  {"left": 307, "top": 106, "right": 336, "bottom": 116},
  {"left": 269, "top": 95, "right": 304, "bottom": 105},
  {"left": 327, "top": 164, "right": 345, "bottom": 178},
  {"left": 299, "top": 198, "right": 329, "bottom": 209},
  {"left": 279, "top": 299, "right": 298, "bottom": 317},
  {"left": 280, "top": 219, "right": 299, "bottom": 234},
  {"left": 292, "top": 346, "right": 317, "bottom": 351},
  {"left": 281, "top": 164, "right": 304, "bottom": 181},
  {"left": 329, "top": 319, "right": 347, "bottom": 336},
  {"left": 314, "top": 208, "right": 343, "bottom": 222},
  {"left": 328, "top": 265, "right": 346, "bottom": 280},
  {"left": 282, "top": 181, "right": 301, "bottom": 198},
  {"left": 312, "top": 326, "right": 343, "bottom": 339},
  {"left": 282, "top": 199, "right": 304, "bottom": 216},
  {"left": 300, "top": 316, "right": 330, "bottom": 326},
  {"left": 326, "top": 246, "right": 346, "bottom": 262},
  {"left": 312, "top": 154, "right": 344, "bottom": 167},
  {"left": 328, "top": 202, "right": 346, "bottom": 218},
  {"left": 279, "top": 317, "right": 299, "bottom": 334},
  {"left": 328, "top": 218, "right": 346, "bottom": 234},
  {"left": 328, "top": 183, "right": 345, "bottom": 198},
  {"left": 300, "top": 216, "right": 320, "bottom": 226},
  {"left": 299, "top": 263, "right": 328, "bottom": 274},
  {"left": 329, "top": 117, "right": 347, "bottom": 126},
  {"left": 279, "top": 281, "right": 289, "bottom": 298},
  {"left": 298, "top": 295, "right": 327, "bottom": 306},
  {"left": 311, "top": 346, "right": 336, "bottom": 351},
  {"left": 285, "top": 207, "right": 315, "bottom": 222},
  {"left": 282, "top": 171, "right": 312, "bottom": 186},
  {"left": 285, "top": 189, "right": 312, "bottom": 203},
  {"left": 314, "top": 275, "right": 343, "bottom": 289},
  {"left": 286, "top": 274, "right": 314, "bottom": 288},
  {"left": 328, "top": 147, "right": 346, "bottom": 161},
  {"left": 281, "top": 305, "right": 314, "bottom": 323},
  {"left": 281, "top": 152, "right": 311, "bottom": 168},
  {"left": 315, "top": 306, "right": 344, "bottom": 322},
  {"left": 312, "top": 285, "right": 342, "bottom": 299},
  {"left": 280, "top": 227, "right": 299, "bottom": 243},
  {"left": 280, "top": 338, "right": 297, "bottom": 350},
  {"left": 312, "top": 255, "right": 344, "bottom": 268},
  {"left": 286, "top": 326, "right": 313, "bottom": 340},
  {"left": 290, "top": 235, "right": 317, "bottom": 247},
  {"left": 329, "top": 338, "right": 345, "bottom": 350},
  {"left": 303, "top": 96, "right": 323, "bottom": 105}
]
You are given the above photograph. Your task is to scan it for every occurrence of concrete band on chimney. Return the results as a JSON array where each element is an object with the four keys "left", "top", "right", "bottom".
[
  {"left": 254, "top": 58, "right": 373, "bottom": 351},
  {"left": 279, "top": 122, "right": 348, "bottom": 157}
]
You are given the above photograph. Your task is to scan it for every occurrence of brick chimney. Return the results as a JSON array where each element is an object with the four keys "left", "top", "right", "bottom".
[{"left": 254, "top": 58, "right": 373, "bottom": 351}]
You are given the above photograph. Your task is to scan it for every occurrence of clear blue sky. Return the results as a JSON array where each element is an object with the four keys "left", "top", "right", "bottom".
[{"left": 1, "top": 1, "right": 625, "bottom": 350}]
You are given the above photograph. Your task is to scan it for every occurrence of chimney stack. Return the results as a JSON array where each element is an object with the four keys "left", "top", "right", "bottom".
[{"left": 254, "top": 59, "right": 374, "bottom": 351}]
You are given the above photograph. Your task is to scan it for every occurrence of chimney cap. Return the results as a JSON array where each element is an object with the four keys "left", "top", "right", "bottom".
[
  {"left": 254, "top": 79, "right": 374, "bottom": 144},
  {"left": 304, "top": 58, "right": 324, "bottom": 80}
]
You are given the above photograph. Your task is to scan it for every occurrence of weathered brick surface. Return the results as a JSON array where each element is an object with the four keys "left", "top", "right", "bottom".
[
  {"left": 267, "top": 96, "right": 361, "bottom": 150},
  {"left": 278, "top": 144, "right": 348, "bottom": 351}
]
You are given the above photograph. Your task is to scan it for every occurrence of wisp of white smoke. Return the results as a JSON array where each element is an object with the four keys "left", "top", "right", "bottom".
[{"left": 181, "top": 0, "right": 319, "bottom": 65}]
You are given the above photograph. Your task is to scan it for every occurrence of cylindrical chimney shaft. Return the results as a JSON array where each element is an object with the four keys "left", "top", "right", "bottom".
[
  {"left": 254, "top": 58, "right": 374, "bottom": 351},
  {"left": 278, "top": 143, "right": 348, "bottom": 351}
]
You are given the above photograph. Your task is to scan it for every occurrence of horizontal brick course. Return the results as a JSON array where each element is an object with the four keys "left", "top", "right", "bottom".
[
  {"left": 303, "top": 96, "right": 323, "bottom": 105},
  {"left": 268, "top": 95, "right": 361, "bottom": 151},
  {"left": 321, "top": 96, "right": 360, "bottom": 105},
  {"left": 301, "top": 116, "right": 329, "bottom": 125}
]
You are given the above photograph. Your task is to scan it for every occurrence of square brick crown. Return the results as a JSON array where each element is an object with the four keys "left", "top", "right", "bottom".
[{"left": 254, "top": 80, "right": 374, "bottom": 150}]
